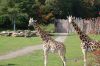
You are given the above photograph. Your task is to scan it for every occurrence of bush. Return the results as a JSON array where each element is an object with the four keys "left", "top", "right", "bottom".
[
  {"left": 16, "top": 14, "right": 28, "bottom": 30},
  {"left": 0, "top": 14, "right": 12, "bottom": 29},
  {"left": 40, "top": 24, "right": 55, "bottom": 33}
]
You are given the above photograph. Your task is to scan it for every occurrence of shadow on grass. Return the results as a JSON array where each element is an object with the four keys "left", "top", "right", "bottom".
[{"left": 0, "top": 64, "right": 17, "bottom": 66}]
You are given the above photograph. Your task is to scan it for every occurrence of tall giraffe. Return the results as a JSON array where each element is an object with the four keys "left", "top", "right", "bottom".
[
  {"left": 68, "top": 16, "right": 100, "bottom": 66},
  {"left": 28, "top": 18, "right": 66, "bottom": 66}
]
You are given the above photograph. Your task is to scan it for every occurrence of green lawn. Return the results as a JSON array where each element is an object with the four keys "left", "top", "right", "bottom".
[
  {"left": 0, "top": 34, "right": 100, "bottom": 66},
  {"left": 0, "top": 50, "right": 84, "bottom": 66},
  {"left": 65, "top": 34, "right": 100, "bottom": 58},
  {"left": 0, "top": 36, "right": 42, "bottom": 55}
]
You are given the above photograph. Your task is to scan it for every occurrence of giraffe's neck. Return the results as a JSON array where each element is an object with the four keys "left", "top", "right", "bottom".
[
  {"left": 33, "top": 23, "right": 53, "bottom": 42},
  {"left": 71, "top": 21, "right": 92, "bottom": 42}
]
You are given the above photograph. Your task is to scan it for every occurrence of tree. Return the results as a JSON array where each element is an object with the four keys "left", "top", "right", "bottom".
[
  {"left": 7, "top": 0, "right": 19, "bottom": 31},
  {"left": 0, "top": 0, "right": 28, "bottom": 30},
  {"left": 19, "top": 0, "right": 38, "bottom": 17},
  {"left": 45, "top": 0, "right": 71, "bottom": 18},
  {"left": 0, "top": 0, "right": 99, "bottom": 30}
]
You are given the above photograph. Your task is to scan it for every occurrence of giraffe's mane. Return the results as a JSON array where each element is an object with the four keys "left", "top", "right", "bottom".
[{"left": 36, "top": 24, "right": 50, "bottom": 37}]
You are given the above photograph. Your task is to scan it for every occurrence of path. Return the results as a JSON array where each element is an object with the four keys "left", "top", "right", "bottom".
[{"left": 0, "top": 36, "right": 67, "bottom": 60}]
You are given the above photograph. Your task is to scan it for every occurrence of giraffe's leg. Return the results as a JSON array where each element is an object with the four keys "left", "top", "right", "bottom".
[
  {"left": 59, "top": 51, "right": 66, "bottom": 66},
  {"left": 60, "top": 55, "right": 66, "bottom": 66},
  {"left": 81, "top": 47, "right": 87, "bottom": 66},
  {"left": 44, "top": 49, "right": 48, "bottom": 66}
]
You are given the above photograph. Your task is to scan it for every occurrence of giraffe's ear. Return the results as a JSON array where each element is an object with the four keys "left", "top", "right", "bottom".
[
  {"left": 69, "top": 15, "right": 72, "bottom": 18},
  {"left": 29, "top": 17, "right": 33, "bottom": 23},
  {"left": 67, "top": 15, "right": 72, "bottom": 19},
  {"left": 34, "top": 20, "right": 37, "bottom": 22},
  {"left": 66, "top": 16, "right": 68, "bottom": 19},
  {"left": 35, "top": 20, "right": 37, "bottom": 22},
  {"left": 68, "top": 15, "right": 73, "bottom": 23},
  {"left": 67, "top": 16, "right": 70, "bottom": 19},
  {"left": 30, "top": 17, "right": 33, "bottom": 20}
]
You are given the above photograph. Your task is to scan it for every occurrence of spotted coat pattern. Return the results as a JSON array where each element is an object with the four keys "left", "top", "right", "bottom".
[
  {"left": 28, "top": 18, "right": 66, "bottom": 66},
  {"left": 71, "top": 21, "right": 100, "bottom": 52}
]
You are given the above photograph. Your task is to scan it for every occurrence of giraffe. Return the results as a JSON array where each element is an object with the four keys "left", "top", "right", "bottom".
[
  {"left": 28, "top": 18, "right": 66, "bottom": 66},
  {"left": 68, "top": 16, "right": 100, "bottom": 66}
]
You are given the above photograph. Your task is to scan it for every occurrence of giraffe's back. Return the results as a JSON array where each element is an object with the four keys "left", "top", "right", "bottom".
[
  {"left": 81, "top": 40, "right": 100, "bottom": 52},
  {"left": 43, "top": 40, "right": 66, "bottom": 53}
]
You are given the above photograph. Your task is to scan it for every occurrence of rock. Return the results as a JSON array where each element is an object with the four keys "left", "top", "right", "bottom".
[
  {"left": 0, "top": 30, "right": 36, "bottom": 37},
  {"left": 0, "top": 31, "right": 12, "bottom": 36}
]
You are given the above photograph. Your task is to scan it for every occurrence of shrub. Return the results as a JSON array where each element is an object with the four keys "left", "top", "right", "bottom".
[{"left": 40, "top": 24, "right": 55, "bottom": 33}]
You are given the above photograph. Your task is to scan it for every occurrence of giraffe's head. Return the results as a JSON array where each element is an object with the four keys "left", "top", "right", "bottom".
[
  {"left": 67, "top": 16, "right": 73, "bottom": 23},
  {"left": 28, "top": 18, "right": 37, "bottom": 26}
]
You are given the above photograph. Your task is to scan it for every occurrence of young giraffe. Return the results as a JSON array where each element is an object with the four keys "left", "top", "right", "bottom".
[
  {"left": 28, "top": 18, "right": 66, "bottom": 66},
  {"left": 68, "top": 16, "right": 100, "bottom": 66}
]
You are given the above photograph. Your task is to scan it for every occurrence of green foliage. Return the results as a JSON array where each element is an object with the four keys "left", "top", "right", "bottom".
[
  {"left": 41, "top": 24, "right": 55, "bottom": 33},
  {"left": 51, "top": 0, "right": 72, "bottom": 18},
  {"left": 0, "top": 0, "right": 100, "bottom": 30},
  {"left": 0, "top": 14, "right": 12, "bottom": 29},
  {"left": 18, "top": 0, "right": 36, "bottom": 17},
  {"left": 16, "top": 14, "right": 28, "bottom": 29}
]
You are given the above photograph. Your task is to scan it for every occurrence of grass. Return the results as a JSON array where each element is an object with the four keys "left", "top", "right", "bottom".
[
  {"left": 65, "top": 34, "right": 82, "bottom": 58},
  {"left": 65, "top": 34, "right": 84, "bottom": 66},
  {"left": 0, "top": 36, "right": 42, "bottom": 55},
  {"left": 66, "top": 34, "right": 100, "bottom": 58},
  {"left": 0, "top": 50, "right": 84, "bottom": 66},
  {"left": 0, "top": 50, "right": 83, "bottom": 66},
  {"left": 66, "top": 34, "right": 100, "bottom": 66},
  {"left": 0, "top": 34, "right": 100, "bottom": 66}
]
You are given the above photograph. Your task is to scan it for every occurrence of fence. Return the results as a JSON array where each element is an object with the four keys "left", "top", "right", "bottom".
[{"left": 55, "top": 17, "right": 100, "bottom": 34}]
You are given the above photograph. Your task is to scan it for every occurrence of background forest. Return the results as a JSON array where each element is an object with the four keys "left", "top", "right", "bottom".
[{"left": 0, "top": 0, "right": 100, "bottom": 30}]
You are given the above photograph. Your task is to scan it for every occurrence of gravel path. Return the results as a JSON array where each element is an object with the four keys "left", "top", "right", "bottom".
[{"left": 0, "top": 36, "right": 66, "bottom": 60}]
